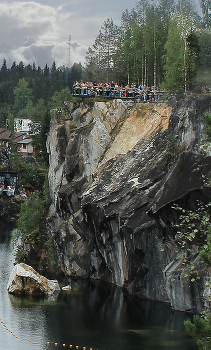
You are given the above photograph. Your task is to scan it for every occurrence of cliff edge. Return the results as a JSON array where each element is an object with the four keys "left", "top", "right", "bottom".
[{"left": 47, "top": 96, "right": 211, "bottom": 312}]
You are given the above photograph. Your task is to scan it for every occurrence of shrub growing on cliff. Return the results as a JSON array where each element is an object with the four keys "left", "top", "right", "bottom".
[
  {"left": 13, "top": 179, "right": 58, "bottom": 274},
  {"left": 9, "top": 154, "right": 48, "bottom": 190},
  {"left": 173, "top": 202, "right": 211, "bottom": 349},
  {"left": 183, "top": 112, "right": 211, "bottom": 350},
  {"left": 184, "top": 226, "right": 211, "bottom": 350},
  {"left": 172, "top": 201, "right": 210, "bottom": 282},
  {"left": 13, "top": 192, "right": 45, "bottom": 245}
]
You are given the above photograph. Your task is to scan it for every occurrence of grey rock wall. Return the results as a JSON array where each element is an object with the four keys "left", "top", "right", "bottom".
[{"left": 47, "top": 96, "right": 211, "bottom": 312}]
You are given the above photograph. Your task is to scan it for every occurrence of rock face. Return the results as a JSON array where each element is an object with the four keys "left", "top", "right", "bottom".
[
  {"left": 7, "top": 263, "right": 60, "bottom": 297},
  {"left": 0, "top": 195, "right": 24, "bottom": 221},
  {"left": 47, "top": 97, "right": 211, "bottom": 312}
]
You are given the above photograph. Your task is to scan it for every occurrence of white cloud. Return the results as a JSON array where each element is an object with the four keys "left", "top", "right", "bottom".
[
  {"left": 0, "top": 2, "right": 81, "bottom": 67},
  {"left": 0, "top": 0, "right": 137, "bottom": 68}
]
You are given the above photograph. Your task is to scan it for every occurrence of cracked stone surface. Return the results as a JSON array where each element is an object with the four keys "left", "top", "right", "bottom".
[{"left": 46, "top": 96, "right": 211, "bottom": 312}]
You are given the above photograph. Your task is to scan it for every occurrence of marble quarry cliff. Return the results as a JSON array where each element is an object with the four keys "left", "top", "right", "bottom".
[{"left": 46, "top": 96, "right": 211, "bottom": 312}]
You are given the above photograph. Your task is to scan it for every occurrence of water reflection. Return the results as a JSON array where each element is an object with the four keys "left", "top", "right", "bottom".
[{"left": 0, "top": 222, "right": 198, "bottom": 350}]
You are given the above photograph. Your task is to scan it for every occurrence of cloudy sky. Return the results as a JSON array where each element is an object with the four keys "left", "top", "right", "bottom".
[{"left": 0, "top": 0, "right": 138, "bottom": 69}]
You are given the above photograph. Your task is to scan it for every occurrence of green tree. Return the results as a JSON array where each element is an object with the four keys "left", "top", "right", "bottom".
[
  {"left": 117, "top": 21, "right": 133, "bottom": 85},
  {"left": 0, "top": 103, "right": 10, "bottom": 127},
  {"left": 196, "top": 29, "right": 211, "bottom": 87},
  {"left": 164, "top": 17, "right": 185, "bottom": 91},
  {"left": 164, "top": 10, "right": 200, "bottom": 92},
  {"left": 13, "top": 184, "right": 58, "bottom": 272},
  {"left": 43, "top": 63, "right": 50, "bottom": 100},
  {"left": 185, "top": 312, "right": 211, "bottom": 350},
  {"left": 50, "top": 87, "right": 72, "bottom": 109},
  {"left": 0, "top": 59, "right": 9, "bottom": 81},
  {"left": 85, "top": 18, "right": 119, "bottom": 83},
  {"left": 50, "top": 61, "right": 58, "bottom": 96},
  {"left": 118, "top": 8, "right": 141, "bottom": 86},
  {"left": 13, "top": 78, "right": 33, "bottom": 113},
  {"left": 17, "top": 100, "right": 36, "bottom": 120},
  {"left": 17, "top": 61, "right": 25, "bottom": 79},
  {"left": 14, "top": 192, "right": 45, "bottom": 245},
  {"left": 184, "top": 225, "right": 211, "bottom": 350},
  {"left": 70, "top": 62, "right": 82, "bottom": 86},
  {"left": 84, "top": 46, "right": 103, "bottom": 83}
]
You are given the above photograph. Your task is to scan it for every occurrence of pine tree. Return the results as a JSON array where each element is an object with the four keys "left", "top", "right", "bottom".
[{"left": 85, "top": 18, "right": 119, "bottom": 83}]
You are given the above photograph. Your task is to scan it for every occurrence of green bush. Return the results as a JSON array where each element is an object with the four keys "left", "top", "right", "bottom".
[{"left": 13, "top": 192, "right": 45, "bottom": 245}]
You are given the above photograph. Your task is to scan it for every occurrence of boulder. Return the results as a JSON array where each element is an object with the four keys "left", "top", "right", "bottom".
[{"left": 7, "top": 263, "right": 60, "bottom": 297}]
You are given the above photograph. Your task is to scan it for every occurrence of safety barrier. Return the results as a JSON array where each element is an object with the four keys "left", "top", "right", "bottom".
[{"left": 72, "top": 86, "right": 164, "bottom": 101}]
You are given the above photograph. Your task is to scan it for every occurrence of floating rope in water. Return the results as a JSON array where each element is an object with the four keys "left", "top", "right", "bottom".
[
  {"left": 0, "top": 316, "right": 99, "bottom": 349},
  {"left": 0, "top": 316, "right": 22, "bottom": 340},
  {"left": 0, "top": 272, "right": 8, "bottom": 279}
]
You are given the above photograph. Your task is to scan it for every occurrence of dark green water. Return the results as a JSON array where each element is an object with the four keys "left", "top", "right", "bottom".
[{"left": 0, "top": 222, "right": 198, "bottom": 350}]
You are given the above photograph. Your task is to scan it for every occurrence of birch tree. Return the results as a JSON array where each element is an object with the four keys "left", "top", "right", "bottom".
[
  {"left": 164, "top": 1, "right": 200, "bottom": 92},
  {"left": 199, "top": 0, "right": 211, "bottom": 28}
]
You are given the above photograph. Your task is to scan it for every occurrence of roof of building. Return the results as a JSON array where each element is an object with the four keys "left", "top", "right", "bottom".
[
  {"left": 0, "top": 129, "right": 12, "bottom": 140},
  {"left": 13, "top": 133, "right": 30, "bottom": 143},
  {"left": 17, "top": 138, "right": 33, "bottom": 144},
  {"left": 0, "top": 128, "right": 33, "bottom": 143}
]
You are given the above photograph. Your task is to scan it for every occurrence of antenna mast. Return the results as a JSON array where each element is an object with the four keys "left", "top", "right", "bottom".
[{"left": 67, "top": 35, "right": 71, "bottom": 68}]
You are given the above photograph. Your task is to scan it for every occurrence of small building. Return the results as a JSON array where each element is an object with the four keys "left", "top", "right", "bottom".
[
  {"left": 16, "top": 137, "right": 34, "bottom": 156},
  {"left": 14, "top": 118, "right": 32, "bottom": 133},
  {"left": 0, "top": 128, "right": 39, "bottom": 159}
]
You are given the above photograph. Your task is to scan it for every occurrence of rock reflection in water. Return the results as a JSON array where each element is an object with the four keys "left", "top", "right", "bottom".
[{"left": 0, "top": 223, "right": 198, "bottom": 350}]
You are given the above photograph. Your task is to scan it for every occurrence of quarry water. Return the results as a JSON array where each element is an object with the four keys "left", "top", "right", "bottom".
[{"left": 0, "top": 222, "right": 198, "bottom": 350}]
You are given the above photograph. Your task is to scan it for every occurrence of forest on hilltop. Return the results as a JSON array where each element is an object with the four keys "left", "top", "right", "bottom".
[{"left": 84, "top": 0, "right": 211, "bottom": 92}]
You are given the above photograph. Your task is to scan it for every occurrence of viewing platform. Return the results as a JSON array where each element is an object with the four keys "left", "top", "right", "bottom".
[{"left": 72, "top": 83, "right": 164, "bottom": 102}]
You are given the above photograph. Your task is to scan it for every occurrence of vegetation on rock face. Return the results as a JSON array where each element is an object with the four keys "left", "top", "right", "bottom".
[
  {"left": 172, "top": 201, "right": 211, "bottom": 283},
  {"left": 9, "top": 154, "right": 47, "bottom": 189},
  {"left": 181, "top": 112, "right": 211, "bottom": 349},
  {"left": 13, "top": 175, "right": 58, "bottom": 275},
  {"left": 14, "top": 192, "right": 45, "bottom": 245},
  {"left": 205, "top": 112, "right": 211, "bottom": 138},
  {"left": 184, "top": 225, "right": 211, "bottom": 350},
  {"left": 166, "top": 134, "right": 179, "bottom": 164}
]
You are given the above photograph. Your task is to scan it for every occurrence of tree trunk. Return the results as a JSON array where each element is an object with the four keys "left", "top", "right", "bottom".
[{"left": 154, "top": 26, "right": 157, "bottom": 88}]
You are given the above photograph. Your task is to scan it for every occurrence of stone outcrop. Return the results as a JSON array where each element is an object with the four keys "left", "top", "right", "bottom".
[
  {"left": 46, "top": 96, "right": 211, "bottom": 312},
  {"left": 7, "top": 263, "right": 60, "bottom": 297},
  {"left": 0, "top": 195, "right": 25, "bottom": 221}
]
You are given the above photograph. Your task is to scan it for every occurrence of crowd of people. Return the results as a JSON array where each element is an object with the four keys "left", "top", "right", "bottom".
[{"left": 72, "top": 81, "right": 164, "bottom": 102}]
